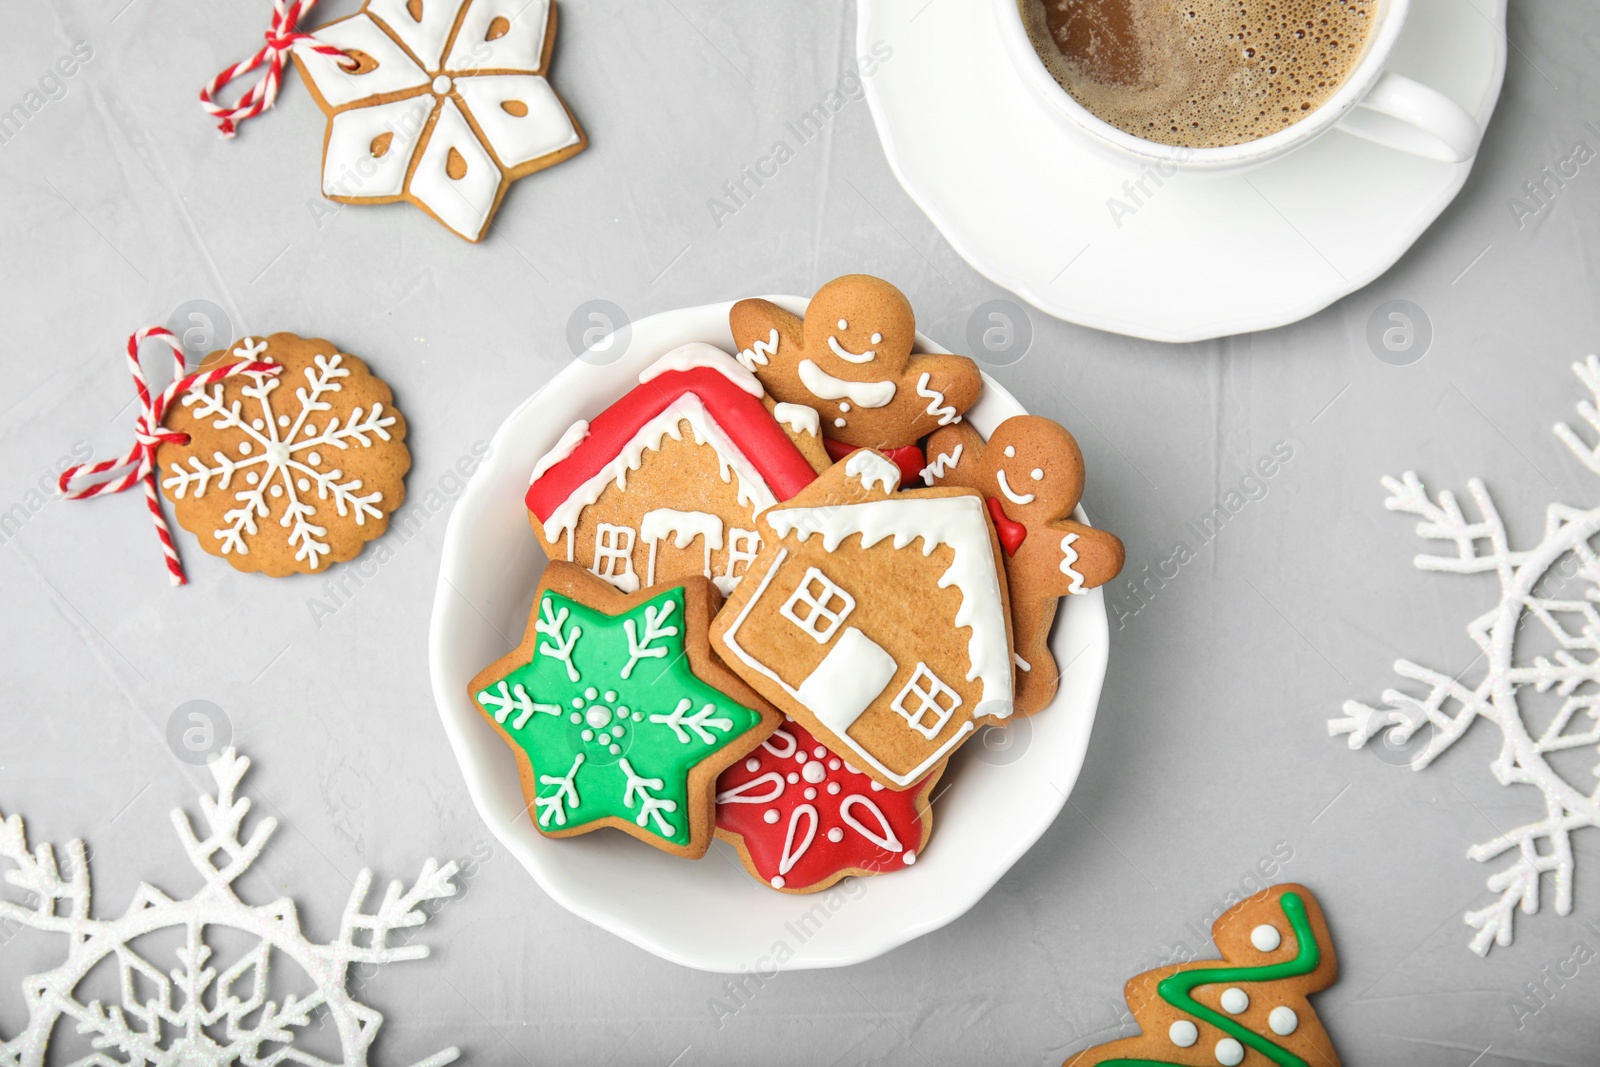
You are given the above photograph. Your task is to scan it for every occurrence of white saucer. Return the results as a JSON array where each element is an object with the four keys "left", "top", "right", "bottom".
[
  {"left": 428, "top": 300, "right": 1110, "bottom": 971},
  {"left": 857, "top": 0, "right": 1507, "bottom": 343}
]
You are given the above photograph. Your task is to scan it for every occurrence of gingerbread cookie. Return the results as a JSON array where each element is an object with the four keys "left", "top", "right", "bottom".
[
  {"left": 716, "top": 717, "right": 943, "bottom": 893},
  {"left": 469, "top": 563, "right": 779, "bottom": 858},
  {"left": 1064, "top": 884, "right": 1341, "bottom": 1067},
  {"left": 729, "top": 275, "right": 983, "bottom": 476},
  {"left": 923, "top": 416, "right": 1124, "bottom": 715},
  {"left": 710, "top": 450, "right": 1014, "bottom": 790},
  {"left": 293, "top": 0, "right": 586, "bottom": 242},
  {"left": 156, "top": 333, "right": 409, "bottom": 577},
  {"left": 526, "top": 344, "right": 820, "bottom": 596}
]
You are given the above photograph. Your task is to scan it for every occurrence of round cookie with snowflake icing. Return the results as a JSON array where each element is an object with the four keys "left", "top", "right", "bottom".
[
  {"left": 156, "top": 333, "right": 409, "bottom": 577},
  {"left": 715, "top": 717, "right": 942, "bottom": 893}
]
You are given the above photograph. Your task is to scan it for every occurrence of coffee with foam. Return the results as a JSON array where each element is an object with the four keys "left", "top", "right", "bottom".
[{"left": 1020, "top": 0, "right": 1376, "bottom": 149}]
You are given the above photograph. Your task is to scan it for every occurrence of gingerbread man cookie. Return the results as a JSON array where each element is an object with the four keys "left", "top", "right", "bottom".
[
  {"left": 923, "top": 415, "right": 1123, "bottom": 715},
  {"left": 729, "top": 275, "right": 983, "bottom": 471}
]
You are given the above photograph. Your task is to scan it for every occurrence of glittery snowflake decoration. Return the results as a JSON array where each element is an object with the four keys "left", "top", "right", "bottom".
[
  {"left": 1330, "top": 356, "right": 1600, "bottom": 956},
  {"left": 157, "top": 334, "right": 410, "bottom": 578},
  {"left": 0, "top": 749, "right": 460, "bottom": 1065}
]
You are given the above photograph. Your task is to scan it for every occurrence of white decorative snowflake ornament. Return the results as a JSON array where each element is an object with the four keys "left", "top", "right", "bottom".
[
  {"left": 0, "top": 749, "right": 460, "bottom": 1066},
  {"left": 292, "top": 0, "right": 586, "bottom": 241},
  {"left": 1331, "top": 356, "right": 1600, "bottom": 955},
  {"left": 157, "top": 334, "right": 410, "bottom": 578}
]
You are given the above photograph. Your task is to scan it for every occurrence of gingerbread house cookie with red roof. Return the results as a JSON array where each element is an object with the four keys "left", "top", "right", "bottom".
[
  {"left": 525, "top": 344, "right": 822, "bottom": 595},
  {"left": 711, "top": 450, "right": 1015, "bottom": 789}
]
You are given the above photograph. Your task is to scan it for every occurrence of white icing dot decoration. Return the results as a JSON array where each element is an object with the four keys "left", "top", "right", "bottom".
[
  {"left": 307, "top": 450, "right": 320, "bottom": 465},
  {"left": 827, "top": 827, "right": 844, "bottom": 843},
  {"left": 796, "top": 751, "right": 808, "bottom": 764},
  {"left": 609, "top": 744, "right": 621, "bottom": 755},
  {"left": 580, "top": 729, "right": 593, "bottom": 742},
  {"left": 834, "top": 418, "right": 846, "bottom": 428},
  {"left": 238, "top": 441, "right": 253, "bottom": 455},
  {"left": 612, "top": 724, "right": 624, "bottom": 737},
  {"left": 745, "top": 758, "right": 760, "bottom": 772},
  {"left": 1003, "top": 445, "right": 1015, "bottom": 457},
  {"left": 604, "top": 690, "right": 617, "bottom": 702},
  {"left": 246, "top": 472, "right": 259, "bottom": 485},
  {"left": 786, "top": 772, "right": 799, "bottom": 784},
  {"left": 803, "top": 788, "right": 816, "bottom": 800},
  {"left": 277, "top": 414, "right": 290, "bottom": 427},
  {"left": 837, "top": 319, "right": 848, "bottom": 330},
  {"left": 631, "top": 711, "right": 643, "bottom": 722},
  {"left": 251, "top": 418, "right": 264, "bottom": 430},
  {"left": 1214, "top": 1038, "right": 1244, "bottom": 1066},
  {"left": 828, "top": 758, "right": 840, "bottom": 770},
  {"left": 596, "top": 732, "right": 610, "bottom": 745},
  {"left": 297, "top": 478, "right": 311, "bottom": 492},
  {"left": 826, "top": 782, "right": 841, "bottom": 795},
  {"left": 802, "top": 762, "right": 826, "bottom": 784},
  {"left": 570, "top": 698, "right": 583, "bottom": 709},
  {"left": 763, "top": 809, "right": 779, "bottom": 824},
  {"left": 568, "top": 712, "right": 580, "bottom": 724},
  {"left": 771, "top": 876, "right": 785, "bottom": 888},
  {"left": 871, "top": 332, "right": 882, "bottom": 344},
  {"left": 585, "top": 706, "right": 611, "bottom": 729},
  {"left": 269, "top": 484, "right": 283, "bottom": 498},
  {"left": 1268, "top": 1006, "right": 1298, "bottom": 1035},
  {"left": 1219, "top": 987, "right": 1248, "bottom": 1014},
  {"left": 1251, "top": 924, "right": 1281, "bottom": 952},
  {"left": 813, "top": 746, "right": 826, "bottom": 758},
  {"left": 903, "top": 850, "right": 916, "bottom": 865},
  {"left": 1169, "top": 1020, "right": 1198, "bottom": 1048},
  {"left": 584, "top": 687, "right": 597, "bottom": 699},
  {"left": 1031, "top": 468, "right": 1044, "bottom": 481}
]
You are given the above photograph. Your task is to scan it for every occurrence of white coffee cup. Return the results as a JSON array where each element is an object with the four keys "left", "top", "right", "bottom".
[{"left": 993, "top": 0, "right": 1481, "bottom": 172}]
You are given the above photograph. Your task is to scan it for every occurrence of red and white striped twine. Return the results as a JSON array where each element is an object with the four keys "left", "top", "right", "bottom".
[
  {"left": 59, "top": 327, "right": 280, "bottom": 587},
  {"left": 199, "top": 0, "right": 355, "bottom": 138}
]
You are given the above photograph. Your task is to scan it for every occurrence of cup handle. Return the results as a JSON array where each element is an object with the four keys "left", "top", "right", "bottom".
[{"left": 1336, "top": 71, "right": 1480, "bottom": 163}]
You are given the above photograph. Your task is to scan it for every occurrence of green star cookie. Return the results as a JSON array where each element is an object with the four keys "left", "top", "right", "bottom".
[{"left": 470, "top": 563, "right": 778, "bottom": 858}]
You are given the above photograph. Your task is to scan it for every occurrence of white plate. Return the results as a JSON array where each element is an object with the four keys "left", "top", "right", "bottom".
[
  {"left": 428, "top": 299, "right": 1110, "bottom": 971},
  {"left": 857, "top": 0, "right": 1507, "bottom": 343}
]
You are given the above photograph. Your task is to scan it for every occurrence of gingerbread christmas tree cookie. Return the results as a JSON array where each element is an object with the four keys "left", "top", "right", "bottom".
[
  {"left": 1065, "top": 884, "right": 1341, "bottom": 1067},
  {"left": 470, "top": 563, "right": 780, "bottom": 858},
  {"left": 156, "top": 333, "right": 409, "bottom": 578},
  {"left": 923, "top": 415, "right": 1124, "bottom": 715}
]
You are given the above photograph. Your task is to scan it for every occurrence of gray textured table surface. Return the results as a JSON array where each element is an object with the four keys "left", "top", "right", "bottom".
[{"left": 3, "top": 1, "right": 1599, "bottom": 1064}]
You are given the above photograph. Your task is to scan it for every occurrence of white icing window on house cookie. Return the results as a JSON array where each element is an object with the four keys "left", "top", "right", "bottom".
[
  {"left": 891, "top": 663, "right": 962, "bottom": 739},
  {"left": 591, "top": 524, "right": 639, "bottom": 592},
  {"left": 780, "top": 567, "right": 855, "bottom": 644},
  {"left": 715, "top": 529, "right": 762, "bottom": 594}
]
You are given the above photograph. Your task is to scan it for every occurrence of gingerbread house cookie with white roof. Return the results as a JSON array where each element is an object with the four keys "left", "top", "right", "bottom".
[
  {"left": 710, "top": 450, "right": 1015, "bottom": 789},
  {"left": 525, "top": 344, "right": 822, "bottom": 595}
]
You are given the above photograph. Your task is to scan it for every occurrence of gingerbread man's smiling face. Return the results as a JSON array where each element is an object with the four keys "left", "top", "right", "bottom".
[
  {"left": 981, "top": 418, "right": 1085, "bottom": 523},
  {"left": 802, "top": 276, "right": 916, "bottom": 379}
]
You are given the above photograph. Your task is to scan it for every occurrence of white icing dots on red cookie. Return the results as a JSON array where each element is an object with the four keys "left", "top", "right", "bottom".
[{"left": 714, "top": 719, "right": 928, "bottom": 891}]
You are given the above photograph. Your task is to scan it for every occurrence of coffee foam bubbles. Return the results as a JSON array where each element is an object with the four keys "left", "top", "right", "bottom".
[{"left": 1020, "top": 0, "right": 1376, "bottom": 149}]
